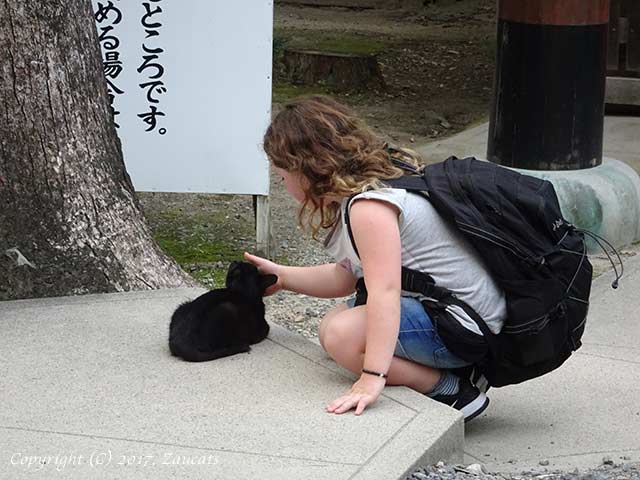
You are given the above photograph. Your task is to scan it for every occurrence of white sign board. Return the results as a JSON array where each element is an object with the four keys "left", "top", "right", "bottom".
[{"left": 92, "top": 0, "right": 273, "bottom": 195}]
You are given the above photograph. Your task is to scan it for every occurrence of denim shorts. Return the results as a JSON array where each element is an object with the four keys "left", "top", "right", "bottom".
[{"left": 346, "top": 296, "right": 470, "bottom": 370}]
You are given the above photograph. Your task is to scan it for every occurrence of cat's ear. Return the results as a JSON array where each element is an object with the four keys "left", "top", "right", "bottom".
[{"left": 259, "top": 274, "right": 278, "bottom": 292}]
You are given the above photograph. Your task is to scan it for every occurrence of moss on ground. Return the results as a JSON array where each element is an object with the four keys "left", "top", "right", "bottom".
[
  {"left": 275, "top": 30, "right": 389, "bottom": 56},
  {"left": 272, "top": 84, "right": 330, "bottom": 103},
  {"left": 139, "top": 193, "right": 255, "bottom": 289},
  {"left": 138, "top": 189, "right": 300, "bottom": 290},
  {"left": 272, "top": 31, "right": 389, "bottom": 103}
]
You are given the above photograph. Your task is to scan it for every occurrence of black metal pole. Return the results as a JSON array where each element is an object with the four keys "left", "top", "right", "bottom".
[{"left": 488, "top": 0, "right": 610, "bottom": 170}]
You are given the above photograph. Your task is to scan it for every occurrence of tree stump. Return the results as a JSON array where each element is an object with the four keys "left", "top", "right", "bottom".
[{"left": 282, "top": 49, "right": 386, "bottom": 92}]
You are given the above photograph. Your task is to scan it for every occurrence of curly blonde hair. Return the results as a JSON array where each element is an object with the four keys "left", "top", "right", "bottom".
[{"left": 263, "top": 95, "right": 420, "bottom": 239}]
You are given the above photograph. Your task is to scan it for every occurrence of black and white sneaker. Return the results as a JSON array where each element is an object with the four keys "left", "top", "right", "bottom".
[
  {"left": 431, "top": 378, "right": 490, "bottom": 423},
  {"left": 452, "top": 366, "right": 490, "bottom": 394}
]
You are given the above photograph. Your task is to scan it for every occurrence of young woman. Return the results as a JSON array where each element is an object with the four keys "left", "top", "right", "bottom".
[{"left": 245, "top": 95, "right": 506, "bottom": 421}]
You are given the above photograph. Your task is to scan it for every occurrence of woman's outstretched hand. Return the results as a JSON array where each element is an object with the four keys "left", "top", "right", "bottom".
[
  {"left": 325, "top": 374, "right": 386, "bottom": 416},
  {"left": 243, "top": 252, "right": 284, "bottom": 296}
]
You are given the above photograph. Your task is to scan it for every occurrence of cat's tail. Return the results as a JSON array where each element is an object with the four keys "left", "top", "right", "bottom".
[{"left": 173, "top": 344, "right": 251, "bottom": 362}]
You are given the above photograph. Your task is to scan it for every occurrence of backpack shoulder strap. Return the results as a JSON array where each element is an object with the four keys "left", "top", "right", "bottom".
[
  {"left": 343, "top": 193, "right": 361, "bottom": 258},
  {"left": 383, "top": 175, "right": 430, "bottom": 193},
  {"left": 343, "top": 173, "right": 428, "bottom": 258},
  {"left": 344, "top": 176, "right": 500, "bottom": 352}
]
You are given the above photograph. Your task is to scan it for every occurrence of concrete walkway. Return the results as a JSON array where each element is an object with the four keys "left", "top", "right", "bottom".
[
  {"left": 0, "top": 289, "right": 462, "bottom": 480},
  {"left": 464, "top": 255, "right": 640, "bottom": 473},
  {"left": 1, "top": 256, "right": 639, "bottom": 479}
]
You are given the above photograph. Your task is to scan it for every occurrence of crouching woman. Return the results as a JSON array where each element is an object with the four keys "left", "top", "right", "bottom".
[{"left": 245, "top": 95, "right": 506, "bottom": 421}]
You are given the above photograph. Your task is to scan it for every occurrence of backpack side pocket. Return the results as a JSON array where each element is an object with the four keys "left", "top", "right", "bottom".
[{"left": 422, "top": 301, "right": 489, "bottom": 364}]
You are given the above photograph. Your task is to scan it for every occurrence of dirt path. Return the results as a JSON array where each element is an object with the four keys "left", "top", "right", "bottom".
[{"left": 273, "top": 0, "right": 497, "bottom": 146}]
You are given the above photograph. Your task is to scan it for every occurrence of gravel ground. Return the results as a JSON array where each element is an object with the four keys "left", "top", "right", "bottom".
[
  {"left": 258, "top": 167, "right": 348, "bottom": 338},
  {"left": 404, "top": 460, "right": 640, "bottom": 480}
]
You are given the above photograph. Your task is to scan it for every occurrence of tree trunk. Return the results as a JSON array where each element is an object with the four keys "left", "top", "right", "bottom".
[
  {"left": 0, "top": 1, "right": 198, "bottom": 300},
  {"left": 283, "top": 49, "right": 386, "bottom": 92}
]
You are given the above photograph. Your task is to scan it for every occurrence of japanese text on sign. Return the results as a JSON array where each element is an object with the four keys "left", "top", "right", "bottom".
[
  {"left": 95, "top": 0, "right": 124, "bottom": 127},
  {"left": 137, "top": 0, "right": 167, "bottom": 135}
]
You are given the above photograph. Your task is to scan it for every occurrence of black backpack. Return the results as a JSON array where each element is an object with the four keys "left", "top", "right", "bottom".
[{"left": 346, "top": 155, "right": 622, "bottom": 388}]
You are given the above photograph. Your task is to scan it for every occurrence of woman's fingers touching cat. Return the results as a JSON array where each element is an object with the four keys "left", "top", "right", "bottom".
[
  {"left": 244, "top": 252, "right": 264, "bottom": 272},
  {"left": 244, "top": 252, "right": 272, "bottom": 272},
  {"left": 243, "top": 251, "right": 258, "bottom": 264},
  {"left": 244, "top": 252, "right": 270, "bottom": 268},
  {"left": 244, "top": 252, "right": 284, "bottom": 296}
]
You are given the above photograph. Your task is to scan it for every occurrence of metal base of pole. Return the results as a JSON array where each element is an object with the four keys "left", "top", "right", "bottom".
[{"left": 512, "top": 158, "right": 640, "bottom": 252}]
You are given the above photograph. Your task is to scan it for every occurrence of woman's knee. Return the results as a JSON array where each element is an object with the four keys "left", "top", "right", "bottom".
[
  {"left": 318, "top": 303, "right": 347, "bottom": 350},
  {"left": 318, "top": 304, "right": 365, "bottom": 355}
]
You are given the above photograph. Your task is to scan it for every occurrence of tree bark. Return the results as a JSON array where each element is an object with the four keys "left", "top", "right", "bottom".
[
  {"left": 0, "top": 0, "right": 197, "bottom": 300},
  {"left": 283, "top": 49, "right": 386, "bottom": 92}
]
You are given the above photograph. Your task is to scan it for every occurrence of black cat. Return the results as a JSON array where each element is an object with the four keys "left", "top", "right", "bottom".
[{"left": 169, "top": 261, "right": 278, "bottom": 362}]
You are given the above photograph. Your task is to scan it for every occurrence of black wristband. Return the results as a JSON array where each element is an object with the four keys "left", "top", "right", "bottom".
[{"left": 362, "top": 368, "right": 388, "bottom": 379}]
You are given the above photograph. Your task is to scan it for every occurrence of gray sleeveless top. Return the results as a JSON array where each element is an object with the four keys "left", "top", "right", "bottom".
[{"left": 324, "top": 188, "right": 507, "bottom": 335}]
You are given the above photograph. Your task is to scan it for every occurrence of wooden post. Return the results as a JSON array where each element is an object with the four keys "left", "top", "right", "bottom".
[
  {"left": 487, "top": 0, "right": 610, "bottom": 170},
  {"left": 255, "top": 195, "right": 271, "bottom": 258}
]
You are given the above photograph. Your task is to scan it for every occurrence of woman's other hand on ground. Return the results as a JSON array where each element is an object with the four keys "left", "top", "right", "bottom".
[
  {"left": 243, "top": 252, "right": 284, "bottom": 296},
  {"left": 325, "top": 374, "right": 386, "bottom": 416}
]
